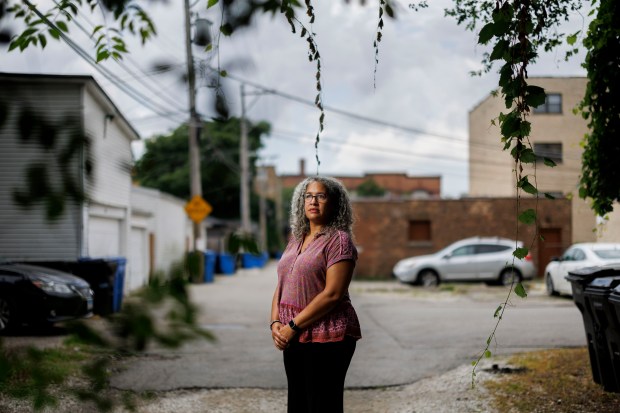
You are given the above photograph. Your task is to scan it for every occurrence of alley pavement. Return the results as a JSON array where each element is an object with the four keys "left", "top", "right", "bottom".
[{"left": 110, "top": 260, "right": 586, "bottom": 391}]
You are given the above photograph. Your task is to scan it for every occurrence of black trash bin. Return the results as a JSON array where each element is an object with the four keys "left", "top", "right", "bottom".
[
  {"left": 606, "top": 276, "right": 620, "bottom": 392},
  {"left": 567, "top": 265, "right": 620, "bottom": 392}
]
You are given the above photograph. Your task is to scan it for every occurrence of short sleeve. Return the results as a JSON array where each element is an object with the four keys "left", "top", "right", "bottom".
[{"left": 325, "top": 231, "right": 358, "bottom": 269}]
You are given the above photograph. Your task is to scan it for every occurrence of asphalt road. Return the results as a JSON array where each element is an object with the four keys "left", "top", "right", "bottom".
[{"left": 110, "top": 260, "right": 586, "bottom": 391}]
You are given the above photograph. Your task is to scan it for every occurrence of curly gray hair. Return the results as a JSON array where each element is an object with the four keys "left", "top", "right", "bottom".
[{"left": 289, "top": 176, "right": 354, "bottom": 240}]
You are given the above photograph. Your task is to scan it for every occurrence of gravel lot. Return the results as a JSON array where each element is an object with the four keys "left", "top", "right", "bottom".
[{"left": 0, "top": 357, "right": 501, "bottom": 413}]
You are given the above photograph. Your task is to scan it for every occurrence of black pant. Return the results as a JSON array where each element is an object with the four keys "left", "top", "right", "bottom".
[{"left": 283, "top": 337, "right": 356, "bottom": 413}]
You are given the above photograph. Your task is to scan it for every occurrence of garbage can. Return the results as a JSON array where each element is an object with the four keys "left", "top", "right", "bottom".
[
  {"left": 203, "top": 250, "right": 216, "bottom": 283},
  {"left": 106, "top": 257, "right": 126, "bottom": 313},
  {"left": 567, "top": 265, "right": 620, "bottom": 391},
  {"left": 217, "top": 253, "right": 236, "bottom": 275},
  {"left": 606, "top": 273, "right": 620, "bottom": 391},
  {"left": 241, "top": 252, "right": 268, "bottom": 269}
]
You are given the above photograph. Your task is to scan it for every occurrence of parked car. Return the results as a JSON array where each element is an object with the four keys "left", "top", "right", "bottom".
[
  {"left": 0, "top": 263, "right": 94, "bottom": 333},
  {"left": 392, "top": 237, "right": 536, "bottom": 287},
  {"left": 544, "top": 243, "right": 620, "bottom": 296}
]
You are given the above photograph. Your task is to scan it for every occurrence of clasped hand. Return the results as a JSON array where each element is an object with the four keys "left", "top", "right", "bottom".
[{"left": 271, "top": 324, "right": 296, "bottom": 351}]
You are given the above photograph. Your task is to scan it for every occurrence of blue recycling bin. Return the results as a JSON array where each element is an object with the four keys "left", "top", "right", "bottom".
[
  {"left": 107, "top": 257, "right": 126, "bottom": 313},
  {"left": 203, "top": 250, "right": 216, "bottom": 283},
  {"left": 217, "top": 253, "right": 236, "bottom": 275},
  {"left": 241, "top": 252, "right": 268, "bottom": 268}
]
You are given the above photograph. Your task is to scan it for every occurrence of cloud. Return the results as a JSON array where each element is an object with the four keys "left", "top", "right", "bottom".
[{"left": 0, "top": 0, "right": 590, "bottom": 198}]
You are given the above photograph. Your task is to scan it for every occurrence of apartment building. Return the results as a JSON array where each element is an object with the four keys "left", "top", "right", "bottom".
[{"left": 469, "top": 76, "right": 619, "bottom": 245}]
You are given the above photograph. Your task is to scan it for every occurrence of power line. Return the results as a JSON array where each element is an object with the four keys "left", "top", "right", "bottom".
[
  {"left": 209, "top": 67, "right": 469, "bottom": 144},
  {"left": 25, "top": 1, "right": 187, "bottom": 126},
  {"left": 55, "top": 1, "right": 188, "bottom": 115}
]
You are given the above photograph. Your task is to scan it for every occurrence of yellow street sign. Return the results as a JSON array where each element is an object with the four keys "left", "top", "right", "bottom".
[{"left": 185, "top": 195, "right": 213, "bottom": 223}]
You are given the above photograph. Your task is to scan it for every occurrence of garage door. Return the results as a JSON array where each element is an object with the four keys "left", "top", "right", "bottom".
[
  {"left": 88, "top": 216, "right": 121, "bottom": 257},
  {"left": 128, "top": 227, "right": 148, "bottom": 292}
]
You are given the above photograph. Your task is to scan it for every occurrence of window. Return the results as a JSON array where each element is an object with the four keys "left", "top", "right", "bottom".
[
  {"left": 534, "top": 142, "right": 563, "bottom": 164},
  {"left": 451, "top": 245, "right": 476, "bottom": 257},
  {"left": 533, "top": 93, "right": 562, "bottom": 113},
  {"left": 409, "top": 220, "right": 431, "bottom": 242},
  {"left": 476, "top": 244, "right": 511, "bottom": 254}
]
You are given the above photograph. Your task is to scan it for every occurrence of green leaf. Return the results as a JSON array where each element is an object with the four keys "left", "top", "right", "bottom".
[
  {"left": 21, "top": 28, "right": 37, "bottom": 37},
  {"left": 525, "top": 85, "right": 546, "bottom": 108},
  {"left": 489, "top": 39, "right": 509, "bottom": 61},
  {"left": 500, "top": 113, "right": 520, "bottom": 138},
  {"left": 207, "top": 0, "right": 219, "bottom": 8},
  {"left": 520, "top": 148, "right": 536, "bottom": 163},
  {"left": 494, "top": 305, "right": 503, "bottom": 318},
  {"left": 567, "top": 31, "right": 580, "bottom": 45},
  {"left": 219, "top": 70, "right": 227, "bottom": 77},
  {"left": 38, "top": 34, "right": 47, "bottom": 49},
  {"left": 56, "top": 21, "right": 69, "bottom": 33},
  {"left": 518, "top": 209, "right": 537, "bottom": 225},
  {"left": 48, "top": 28, "right": 61, "bottom": 40},
  {"left": 517, "top": 177, "right": 537, "bottom": 194},
  {"left": 484, "top": 350, "right": 492, "bottom": 358},
  {"left": 513, "top": 247, "right": 528, "bottom": 260},
  {"left": 220, "top": 23, "right": 233, "bottom": 36},
  {"left": 543, "top": 157, "right": 557, "bottom": 167},
  {"left": 96, "top": 50, "right": 110, "bottom": 62},
  {"left": 515, "top": 282, "right": 528, "bottom": 298},
  {"left": 8, "top": 40, "right": 20, "bottom": 52},
  {"left": 478, "top": 22, "right": 496, "bottom": 44}
]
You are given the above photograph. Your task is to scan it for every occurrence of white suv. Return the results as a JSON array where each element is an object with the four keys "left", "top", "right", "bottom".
[{"left": 392, "top": 237, "right": 536, "bottom": 287}]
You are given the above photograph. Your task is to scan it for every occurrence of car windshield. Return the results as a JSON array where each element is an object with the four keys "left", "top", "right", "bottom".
[{"left": 593, "top": 249, "right": 620, "bottom": 259}]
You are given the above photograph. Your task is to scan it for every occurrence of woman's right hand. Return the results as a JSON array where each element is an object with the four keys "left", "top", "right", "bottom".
[{"left": 271, "top": 323, "right": 288, "bottom": 351}]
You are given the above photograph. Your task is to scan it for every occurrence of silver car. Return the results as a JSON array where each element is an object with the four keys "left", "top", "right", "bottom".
[{"left": 393, "top": 237, "right": 536, "bottom": 287}]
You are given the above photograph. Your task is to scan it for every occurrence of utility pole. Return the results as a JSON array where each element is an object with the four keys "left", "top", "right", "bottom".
[
  {"left": 184, "top": 0, "right": 203, "bottom": 250},
  {"left": 239, "top": 84, "right": 251, "bottom": 234}
]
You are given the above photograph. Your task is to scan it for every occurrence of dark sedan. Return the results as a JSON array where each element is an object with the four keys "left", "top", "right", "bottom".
[{"left": 0, "top": 263, "right": 93, "bottom": 332}]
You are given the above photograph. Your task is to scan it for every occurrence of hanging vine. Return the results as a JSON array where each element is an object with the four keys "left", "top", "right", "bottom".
[
  {"left": 444, "top": 0, "right": 590, "bottom": 385},
  {"left": 279, "top": 0, "right": 324, "bottom": 174}
]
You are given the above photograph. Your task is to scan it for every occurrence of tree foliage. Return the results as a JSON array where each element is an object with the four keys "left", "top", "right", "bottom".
[
  {"left": 578, "top": 0, "right": 620, "bottom": 216},
  {"left": 356, "top": 178, "right": 386, "bottom": 197},
  {"left": 133, "top": 118, "right": 270, "bottom": 219}
]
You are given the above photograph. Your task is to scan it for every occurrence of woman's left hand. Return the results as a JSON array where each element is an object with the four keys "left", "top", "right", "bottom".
[{"left": 272, "top": 324, "right": 296, "bottom": 351}]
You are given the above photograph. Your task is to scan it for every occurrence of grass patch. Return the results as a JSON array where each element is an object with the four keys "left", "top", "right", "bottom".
[
  {"left": 486, "top": 347, "right": 620, "bottom": 412},
  {"left": 0, "top": 343, "right": 95, "bottom": 409}
]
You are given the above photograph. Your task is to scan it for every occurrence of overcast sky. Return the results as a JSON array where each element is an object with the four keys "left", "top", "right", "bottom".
[{"left": 0, "top": 0, "right": 591, "bottom": 197}]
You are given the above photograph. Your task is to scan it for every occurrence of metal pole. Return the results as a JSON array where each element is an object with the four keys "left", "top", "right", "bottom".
[
  {"left": 184, "top": 0, "right": 203, "bottom": 251},
  {"left": 258, "top": 167, "right": 267, "bottom": 252},
  {"left": 240, "top": 84, "right": 251, "bottom": 234}
]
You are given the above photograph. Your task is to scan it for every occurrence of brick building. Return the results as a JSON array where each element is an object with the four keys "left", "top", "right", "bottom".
[
  {"left": 352, "top": 198, "right": 571, "bottom": 279},
  {"left": 280, "top": 159, "right": 440, "bottom": 199},
  {"left": 469, "top": 76, "right": 620, "bottom": 243}
]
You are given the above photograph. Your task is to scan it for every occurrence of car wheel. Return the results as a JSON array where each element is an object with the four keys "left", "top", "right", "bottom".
[
  {"left": 545, "top": 274, "right": 559, "bottom": 296},
  {"left": 0, "top": 296, "right": 14, "bottom": 333},
  {"left": 499, "top": 268, "right": 522, "bottom": 286},
  {"left": 418, "top": 270, "right": 439, "bottom": 287}
]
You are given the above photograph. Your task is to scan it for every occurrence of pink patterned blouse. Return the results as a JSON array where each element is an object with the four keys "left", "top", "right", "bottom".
[{"left": 276, "top": 229, "right": 362, "bottom": 343}]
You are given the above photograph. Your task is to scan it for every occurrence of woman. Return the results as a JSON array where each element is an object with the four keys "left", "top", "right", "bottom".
[{"left": 270, "top": 176, "right": 361, "bottom": 413}]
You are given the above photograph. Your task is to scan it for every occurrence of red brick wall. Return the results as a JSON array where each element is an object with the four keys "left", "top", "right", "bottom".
[
  {"left": 351, "top": 198, "right": 572, "bottom": 279},
  {"left": 280, "top": 173, "right": 441, "bottom": 197}
]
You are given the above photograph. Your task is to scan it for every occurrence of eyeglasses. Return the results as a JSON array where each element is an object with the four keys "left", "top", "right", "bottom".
[{"left": 304, "top": 193, "right": 328, "bottom": 203}]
